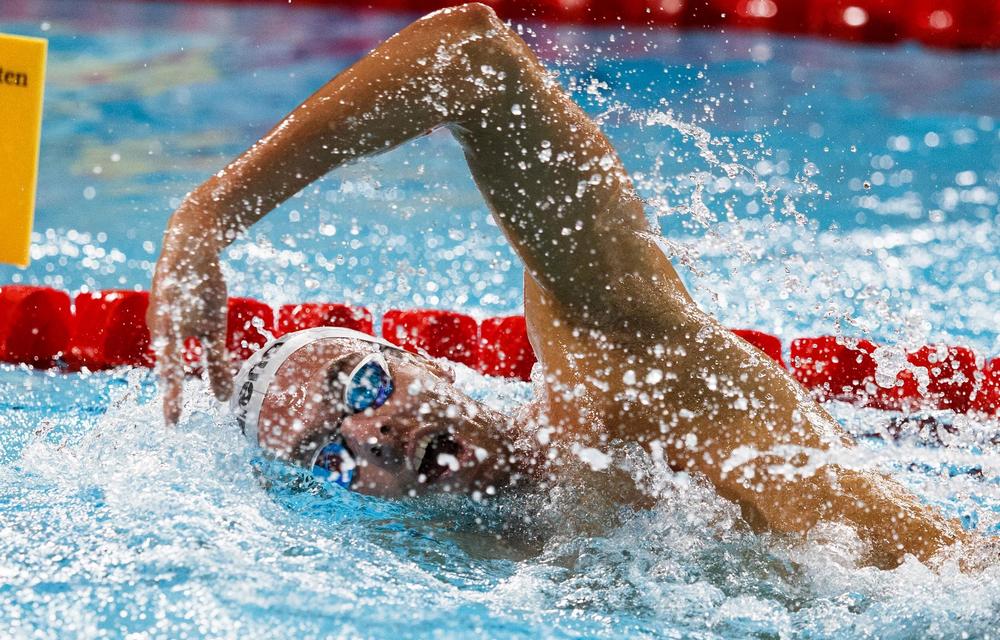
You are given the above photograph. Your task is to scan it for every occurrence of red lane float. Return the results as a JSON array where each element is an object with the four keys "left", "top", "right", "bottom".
[
  {"left": 225, "top": 297, "right": 275, "bottom": 362},
  {"left": 1, "top": 285, "right": 997, "bottom": 417},
  {"left": 68, "top": 290, "right": 153, "bottom": 369},
  {"left": 908, "top": 0, "right": 1000, "bottom": 49},
  {"left": 710, "top": 0, "right": 811, "bottom": 33},
  {"left": 277, "top": 303, "right": 373, "bottom": 336},
  {"left": 510, "top": 0, "right": 593, "bottom": 24},
  {"left": 791, "top": 336, "right": 997, "bottom": 415},
  {"left": 203, "top": 0, "right": 1000, "bottom": 49},
  {"left": 791, "top": 336, "right": 875, "bottom": 400},
  {"left": 479, "top": 315, "right": 536, "bottom": 381},
  {"left": 732, "top": 328, "right": 785, "bottom": 368},
  {"left": 0, "top": 286, "right": 72, "bottom": 367},
  {"left": 791, "top": 336, "right": 928, "bottom": 411},
  {"left": 907, "top": 345, "right": 978, "bottom": 414},
  {"left": 382, "top": 308, "right": 480, "bottom": 368},
  {"left": 971, "top": 359, "right": 1000, "bottom": 416},
  {"left": 789, "top": 336, "right": 914, "bottom": 409},
  {"left": 807, "top": 0, "right": 907, "bottom": 43},
  {"left": 181, "top": 297, "right": 275, "bottom": 368}
]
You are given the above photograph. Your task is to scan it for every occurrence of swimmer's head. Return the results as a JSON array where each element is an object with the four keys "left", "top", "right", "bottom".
[{"left": 232, "top": 327, "right": 514, "bottom": 497}]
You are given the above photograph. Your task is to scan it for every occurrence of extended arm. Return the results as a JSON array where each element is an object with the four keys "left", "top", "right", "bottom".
[
  {"left": 150, "top": 2, "right": 685, "bottom": 422},
  {"left": 165, "top": 3, "right": 669, "bottom": 294}
]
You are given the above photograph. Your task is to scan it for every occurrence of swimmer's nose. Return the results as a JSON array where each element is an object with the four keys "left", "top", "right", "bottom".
[{"left": 340, "top": 421, "right": 406, "bottom": 470}]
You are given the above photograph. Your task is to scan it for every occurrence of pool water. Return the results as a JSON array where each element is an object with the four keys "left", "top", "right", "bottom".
[{"left": 2, "top": 1, "right": 999, "bottom": 638}]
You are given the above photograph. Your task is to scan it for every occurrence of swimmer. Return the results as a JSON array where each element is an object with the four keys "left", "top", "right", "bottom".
[{"left": 149, "top": 3, "right": 968, "bottom": 569}]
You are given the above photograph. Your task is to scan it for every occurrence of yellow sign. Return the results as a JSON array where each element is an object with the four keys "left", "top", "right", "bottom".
[{"left": 0, "top": 33, "right": 47, "bottom": 267}]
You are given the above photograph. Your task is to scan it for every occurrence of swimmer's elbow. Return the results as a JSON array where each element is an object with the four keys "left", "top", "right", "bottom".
[
  {"left": 415, "top": 2, "right": 531, "bottom": 93},
  {"left": 418, "top": 3, "right": 503, "bottom": 34},
  {"left": 454, "top": 2, "right": 500, "bottom": 23}
]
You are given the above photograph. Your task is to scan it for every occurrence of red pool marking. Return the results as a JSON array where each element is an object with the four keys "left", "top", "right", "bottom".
[
  {"left": 382, "top": 308, "right": 479, "bottom": 367},
  {"left": 68, "top": 290, "right": 153, "bottom": 369},
  {"left": 277, "top": 303, "right": 373, "bottom": 336},
  {"left": 0, "top": 285, "right": 72, "bottom": 367},
  {"left": 479, "top": 315, "right": 536, "bottom": 381}
]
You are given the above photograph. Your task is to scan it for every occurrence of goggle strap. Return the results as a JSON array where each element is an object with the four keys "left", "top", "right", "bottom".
[{"left": 231, "top": 327, "right": 403, "bottom": 443}]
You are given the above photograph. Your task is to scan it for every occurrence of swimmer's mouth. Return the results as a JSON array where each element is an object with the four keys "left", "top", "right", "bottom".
[{"left": 413, "top": 432, "right": 463, "bottom": 485}]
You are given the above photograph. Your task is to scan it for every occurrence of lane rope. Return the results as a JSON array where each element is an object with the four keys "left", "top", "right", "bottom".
[
  {"left": 191, "top": 0, "right": 1000, "bottom": 50},
  {"left": 1, "top": 285, "right": 996, "bottom": 416}
]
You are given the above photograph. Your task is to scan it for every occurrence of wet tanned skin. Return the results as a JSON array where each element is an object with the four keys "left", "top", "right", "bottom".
[{"left": 149, "top": 3, "right": 966, "bottom": 568}]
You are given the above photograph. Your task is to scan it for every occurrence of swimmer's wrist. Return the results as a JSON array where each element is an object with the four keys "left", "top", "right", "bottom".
[{"left": 165, "top": 200, "right": 231, "bottom": 257}]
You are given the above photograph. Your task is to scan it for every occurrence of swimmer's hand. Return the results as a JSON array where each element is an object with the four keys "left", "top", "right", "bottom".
[{"left": 148, "top": 212, "right": 232, "bottom": 425}]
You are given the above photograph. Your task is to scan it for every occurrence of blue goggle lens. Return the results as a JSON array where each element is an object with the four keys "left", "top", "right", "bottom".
[
  {"left": 311, "top": 438, "right": 355, "bottom": 489},
  {"left": 313, "top": 353, "right": 394, "bottom": 491},
  {"left": 345, "top": 360, "right": 394, "bottom": 413}
]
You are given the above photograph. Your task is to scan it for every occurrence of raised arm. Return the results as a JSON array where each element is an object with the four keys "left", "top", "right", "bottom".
[{"left": 149, "top": 2, "right": 685, "bottom": 422}]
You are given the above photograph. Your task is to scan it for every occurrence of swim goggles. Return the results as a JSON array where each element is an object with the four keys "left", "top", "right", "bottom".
[
  {"left": 308, "top": 349, "right": 395, "bottom": 489},
  {"left": 231, "top": 326, "right": 407, "bottom": 489}
]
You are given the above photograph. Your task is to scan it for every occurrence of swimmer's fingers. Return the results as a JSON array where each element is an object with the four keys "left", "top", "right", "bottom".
[
  {"left": 145, "top": 299, "right": 184, "bottom": 425},
  {"left": 195, "top": 289, "right": 231, "bottom": 402},
  {"left": 202, "top": 333, "right": 233, "bottom": 403},
  {"left": 159, "top": 338, "right": 185, "bottom": 426},
  {"left": 147, "top": 237, "right": 229, "bottom": 423}
]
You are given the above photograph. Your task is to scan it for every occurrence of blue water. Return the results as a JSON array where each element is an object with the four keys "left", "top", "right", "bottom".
[{"left": 1, "top": 1, "right": 999, "bottom": 638}]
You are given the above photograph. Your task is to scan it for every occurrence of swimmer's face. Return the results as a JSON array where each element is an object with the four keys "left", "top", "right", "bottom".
[{"left": 255, "top": 339, "right": 514, "bottom": 498}]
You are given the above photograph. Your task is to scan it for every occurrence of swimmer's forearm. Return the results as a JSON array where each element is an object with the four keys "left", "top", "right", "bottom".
[{"left": 168, "top": 4, "right": 514, "bottom": 253}]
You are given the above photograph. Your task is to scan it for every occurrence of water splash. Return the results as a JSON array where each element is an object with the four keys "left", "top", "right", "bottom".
[
  {"left": 4, "top": 366, "right": 1000, "bottom": 638},
  {"left": 1, "top": 3, "right": 999, "bottom": 637}
]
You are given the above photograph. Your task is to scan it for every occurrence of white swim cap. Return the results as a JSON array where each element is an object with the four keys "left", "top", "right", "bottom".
[{"left": 230, "top": 326, "right": 403, "bottom": 443}]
